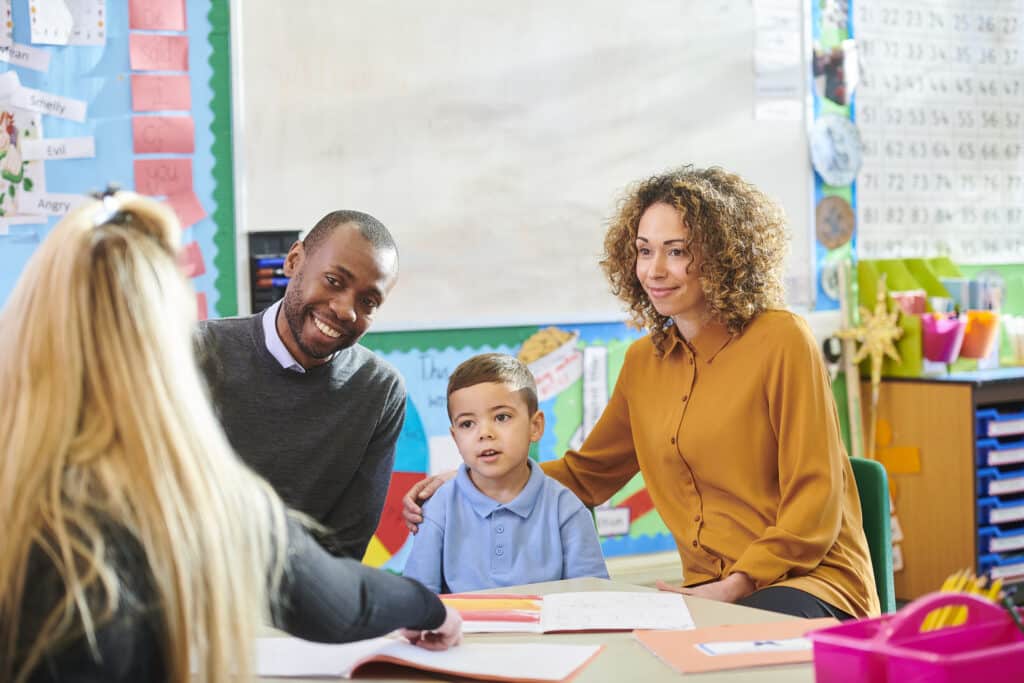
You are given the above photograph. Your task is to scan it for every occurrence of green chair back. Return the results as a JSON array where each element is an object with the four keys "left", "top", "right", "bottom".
[{"left": 849, "top": 456, "right": 897, "bottom": 613}]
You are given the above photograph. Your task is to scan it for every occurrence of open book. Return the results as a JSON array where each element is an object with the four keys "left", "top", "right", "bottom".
[
  {"left": 441, "top": 591, "right": 695, "bottom": 633},
  {"left": 256, "top": 636, "right": 601, "bottom": 682}
]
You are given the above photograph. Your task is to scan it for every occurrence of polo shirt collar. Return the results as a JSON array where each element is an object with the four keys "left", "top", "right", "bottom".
[
  {"left": 454, "top": 459, "right": 545, "bottom": 519},
  {"left": 667, "top": 320, "right": 733, "bottom": 364}
]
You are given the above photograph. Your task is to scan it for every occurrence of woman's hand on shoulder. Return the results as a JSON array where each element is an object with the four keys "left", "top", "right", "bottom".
[
  {"left": 402, "top": 470, "right": 457, "bottom": 533},
  {"left": 400, "top": 606, "right": 463, "bottom": 651},
  {"left": 655, "top": 572, "right": 755, "bottom": 604}
]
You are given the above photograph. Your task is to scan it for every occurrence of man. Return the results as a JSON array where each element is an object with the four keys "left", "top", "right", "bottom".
[{"left": 198, "top": 210, "right": 404, "bottom": 558}]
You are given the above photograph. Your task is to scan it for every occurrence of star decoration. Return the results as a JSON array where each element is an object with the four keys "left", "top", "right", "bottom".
[{"left": 836, "top": 274, "right": 903, "bottom": 458}]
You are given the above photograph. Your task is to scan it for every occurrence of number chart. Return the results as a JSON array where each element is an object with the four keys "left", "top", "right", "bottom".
[{"left": 855, "top": 0, "right": 1024, "bottom": 263}]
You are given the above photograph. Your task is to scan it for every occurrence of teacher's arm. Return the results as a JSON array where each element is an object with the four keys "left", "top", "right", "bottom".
[
  {"left": 541, "top": 360, "right": 640, "bottom": 506},
  {"left": 727, "top": 317, "right": 846, "bottom": 590}
]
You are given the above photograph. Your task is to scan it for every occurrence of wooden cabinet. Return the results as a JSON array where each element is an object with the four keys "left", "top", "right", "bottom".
[{"left": 861, "top": 368, "right": 1024, "bottom": 601}]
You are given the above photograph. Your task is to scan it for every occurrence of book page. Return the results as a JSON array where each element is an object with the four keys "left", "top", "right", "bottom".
[
  {"left": 540, "top": 592, "right": 695, "bottom": 632},
  {"left": 254, "top": 636, "right": 601, "bottom": 682}
]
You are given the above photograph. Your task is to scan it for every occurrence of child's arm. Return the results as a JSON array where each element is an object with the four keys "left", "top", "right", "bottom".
[
  {"left": 559, "top": 505, "right": 610, "bottom": 580},
  {"left": 400, "top": 508, "right": 446, "bottom": 593}
]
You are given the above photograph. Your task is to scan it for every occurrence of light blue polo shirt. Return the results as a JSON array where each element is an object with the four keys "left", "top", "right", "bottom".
[{"left": 402, "top": 460, "right": 609, "bottom": 593}]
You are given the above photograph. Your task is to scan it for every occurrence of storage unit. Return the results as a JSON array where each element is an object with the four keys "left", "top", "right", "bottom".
[
  {"left": 861, "top": 368, "right": 1024, "bottom": 601},
  {"left": 248, "top": 231, "right": 300, "bottom": 314}
]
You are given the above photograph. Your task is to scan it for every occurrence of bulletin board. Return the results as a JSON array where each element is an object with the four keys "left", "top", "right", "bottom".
[
  {"left": 0, "top": 0, "right": 237, "bottom": 317},
  {"left": 233, "top": 0, "right": 815, "bottom": 329}
]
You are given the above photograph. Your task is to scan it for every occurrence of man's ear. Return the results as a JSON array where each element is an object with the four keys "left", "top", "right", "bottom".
[{"left": 283, "top": 240, "right": 305, "bottom": 277}]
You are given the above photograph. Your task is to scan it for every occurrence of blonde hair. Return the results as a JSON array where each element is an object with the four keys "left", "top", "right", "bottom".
[
  {"left": 0, "top": 192, "right": 287, "bottom": 682},
  {"left": 601, "top": 166, "right": 789, "bottom": 354}
]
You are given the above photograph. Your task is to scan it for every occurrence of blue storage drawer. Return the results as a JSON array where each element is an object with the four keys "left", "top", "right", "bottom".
[
  {"left": 978, "top": 497, "right": 1024, "bottom": 525},
  {"left": 979, "top": 525, "right": 1024, "bottom": 554},
  {"left": 977, "top": 438, "right": 1024, "bottom": 467},
  {"left": 977, "top": 408, "right": 1024, "bottom": 438},
  {"left": 979, "top": 552, "right": 1024, "bottom": 581},
  {"left": 977, "top": 466, "right": 1024, "bottom": 497}
]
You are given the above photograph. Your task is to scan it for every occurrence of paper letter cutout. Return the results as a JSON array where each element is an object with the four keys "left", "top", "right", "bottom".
[
  {"left": 129, "top": 0, "right": 186, "bottom": 31},
  {"left": 132, "top": 116, "right": 194, "bottom": 154},
  {"left": 134, "top": 158, "right": 192, "bottom": 196},
  {"left": 129, "top": 34, "right": 188, "bottom": 71},
  {"left": 165, "top": 190, "right": 206, "bottom": 228},
  {"left": 131, "top": 74, "right": 191, "bottom": 112}
]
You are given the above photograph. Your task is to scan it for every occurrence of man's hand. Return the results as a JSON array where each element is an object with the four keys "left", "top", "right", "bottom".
[
  {"left": 400, "top": 606, "right": 463, "bottom": 651},
  {"left": 655, "top": 572, "right": 756, "bottom": 604},
  {"left": 402, "top": 470, "right": 457, "bottom": 533}
]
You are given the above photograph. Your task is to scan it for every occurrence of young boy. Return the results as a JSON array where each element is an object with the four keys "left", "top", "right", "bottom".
[{"left": 402, "top": 353, "right": 609, "bottom": 593}]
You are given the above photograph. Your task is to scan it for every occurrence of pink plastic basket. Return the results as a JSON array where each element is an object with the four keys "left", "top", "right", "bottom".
[{"left": 809, "top": 592, "right": 1024, "bottom": 683}]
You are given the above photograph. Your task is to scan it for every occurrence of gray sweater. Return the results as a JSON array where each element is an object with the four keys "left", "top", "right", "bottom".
[{"left": 197, "top": 314, "right": 406, "bottom": 558}]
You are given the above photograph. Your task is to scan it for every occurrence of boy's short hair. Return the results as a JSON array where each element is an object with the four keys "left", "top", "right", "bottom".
[{"left": 447, "top": 353, "right": 539, "bottom": 417}]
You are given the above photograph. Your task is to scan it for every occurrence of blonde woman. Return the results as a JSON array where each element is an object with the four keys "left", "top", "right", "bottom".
[{"left": 0, "top": 191, "right": 460, "bottom": 683}]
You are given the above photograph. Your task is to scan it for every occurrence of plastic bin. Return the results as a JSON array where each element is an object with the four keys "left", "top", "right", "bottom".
[
  {"left": 977, "top": 408, "right": 1024, "bottom": 439},
  {"left": 978, "top": 497, "right": 1024, "bottom": 525},
  {"left": 960, "top": 310, "right": 1000, "bottom": 359},
  {"left": 977, "top": 467, "right": 1024, "bottom": 497},
  {"left": 977, "top": 438, "right": 1024, "bottom": 468},
  {"left": 809, "top": 592, "right": 1024, "bottom": 683}
]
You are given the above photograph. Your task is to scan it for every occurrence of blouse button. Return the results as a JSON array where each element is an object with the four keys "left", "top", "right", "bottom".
[
  {"left": 681, "top": 395, "right": 688, "bottom": 402},
  {"left": 670, "top": 437, "right": 676, "bottom": 444},
  {"left": 692, "top": 540, "right": 698, "bottom": 548},
  {"left": 694, "top": 515, "right": 701, "bottom": 523}
]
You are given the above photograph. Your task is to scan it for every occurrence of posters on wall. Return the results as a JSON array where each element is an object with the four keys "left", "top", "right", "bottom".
[
  {"left": 855, "top": 0, "right": 1024, "bottom": 263},
  {"left": 361, "top": 322, "right": 679, "bottom": 572}
]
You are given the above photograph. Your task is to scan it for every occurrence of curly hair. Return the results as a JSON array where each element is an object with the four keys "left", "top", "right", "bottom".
[{"left": 600, "top": 166, "right": 789, "bottom": 354}]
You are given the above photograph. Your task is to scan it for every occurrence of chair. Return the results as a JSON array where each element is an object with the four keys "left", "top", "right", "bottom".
[{"left": 850, "top": 456, "right": 897, "bottom": 614}]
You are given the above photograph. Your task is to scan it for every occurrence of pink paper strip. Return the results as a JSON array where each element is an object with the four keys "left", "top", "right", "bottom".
[
  {"left": 179, "top": 240, "right": 206, "bottom": 277},
  {"left": 132, "top": 74, "right": 191, "bottom": 112},
  {"left": 133, "top": 116, "right": 194, "bottom": 154},
  {"left": 196, "top": 292, "right": 208, "bottom": 321},
  {"left": 134, "top": 158, "right": 192, "bottom": 197},
  {"left": 129, "top": 0, "right": 187, "bottom": 31},
  {"left": 166, "top": 190, "right": 207, "bottom": 229},
  {"left": 129, "top": 34, "right": 189, "bottom": 71}
]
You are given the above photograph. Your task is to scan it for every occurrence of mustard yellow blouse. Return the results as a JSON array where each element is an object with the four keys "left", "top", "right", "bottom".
[{"left": 542, "top": 310, "right": 879, "bottom": 618}]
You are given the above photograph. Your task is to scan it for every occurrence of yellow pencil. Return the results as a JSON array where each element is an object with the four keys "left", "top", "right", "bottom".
[{"left": 923, "top": 570, "right": 963, "bottom": 631}]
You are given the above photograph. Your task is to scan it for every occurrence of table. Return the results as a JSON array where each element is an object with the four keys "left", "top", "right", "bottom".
[{"left": 262, "top": 577, "right": 815, "bottom": 682}]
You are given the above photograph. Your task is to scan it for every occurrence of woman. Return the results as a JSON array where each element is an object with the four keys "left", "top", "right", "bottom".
[
  {"left": 0, "top": 191, "right": 460, "bottom": 683},
  {"left": 406, "top": 166, "right": 879, "bottom": 619}
]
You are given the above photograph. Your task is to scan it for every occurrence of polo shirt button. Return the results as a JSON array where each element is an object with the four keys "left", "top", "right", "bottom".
[
  {"left": 496, "top": 525, "right": 504, "bottom": 533},
  {"left": 692, "top": 540, "right": 698, "bottom": 548},
  {"left": 495, "top": 547, "right": 504, "bottom": 556}
]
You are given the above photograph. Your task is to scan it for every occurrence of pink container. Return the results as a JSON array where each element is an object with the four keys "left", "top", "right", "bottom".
[
  {"left": 809, "top": 592, "right": 1024, "bottom": 683},
  {"left": 921, "top": 314, "right": 967, "bottom": 363}
]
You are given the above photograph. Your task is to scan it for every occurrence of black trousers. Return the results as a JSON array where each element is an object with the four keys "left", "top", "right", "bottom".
[{"left": 735, "top": 586, "right": 854, "bottom": 621}]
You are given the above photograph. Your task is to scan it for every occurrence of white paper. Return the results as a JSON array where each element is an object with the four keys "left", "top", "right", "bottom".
[
  {"left": 696, "top": 636, "right": 812, "bottom": 656},
  {"left": 0, "top": 70, "right": 19, "bottom": 101},
  {"left": 16, "top": 191, "right": 85, "bottom": 216},
  {"left": 595, "top": 507, "right": 631, "bottom": 536},
  {"left": 0, "top": 1, "right": 12, "bottom": 47},
  {"left": 582, "top": 346, "right": 608, "bottom": 438},
  {"left": 29, "top": 0, "right": 73, "bottom": 45},
  {"left": 255, "top": 636, "right": 600, "bottom": 681},
  {"left": 539, "top": 592, "right": 694, "bottom": 632},
  {"left": 0, "top": 43, "right": 51, "bottom": 72},
  {"left": 10, "top": 86, "right": 86, "bottom": 122},
  {"left": 0, "top": 106, "right": 45, "bottom": 221},
  {"left": 753, "top": 0, "right": 802, "bottom": 120},
  {"left": 21, "top": 136, "right": 94, "bottom": 160},
  {"left": 67, "top": 0, "right": 105, "bottom": 46}
]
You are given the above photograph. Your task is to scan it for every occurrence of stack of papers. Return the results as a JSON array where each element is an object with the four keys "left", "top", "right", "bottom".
[
  {"left": 441, "top": 591, "right": 695, "bottom": 633},
  {"left": 256, "top": 636, "right": 602, "bottom": 682}
]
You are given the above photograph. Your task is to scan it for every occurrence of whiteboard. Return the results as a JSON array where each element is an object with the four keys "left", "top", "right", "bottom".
[{"left": 233, "top": 0, "right": 812, "bottom": 329}]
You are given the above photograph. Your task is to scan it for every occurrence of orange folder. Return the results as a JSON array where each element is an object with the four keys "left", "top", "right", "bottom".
[{"left": 634, "top": 617, "right": 837, "bottom": 673}]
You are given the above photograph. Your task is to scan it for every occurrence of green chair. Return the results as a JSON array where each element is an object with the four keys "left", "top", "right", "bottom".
[{"left": 850, "top": 456, "right": 897, "bottom": 613}]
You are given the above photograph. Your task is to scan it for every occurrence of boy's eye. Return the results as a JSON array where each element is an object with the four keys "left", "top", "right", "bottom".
[
  {"left": 457, "top": 420, "right": 474, "bottom": 429},
  {"left": 495, "top": 413, "right": 512, "bottom": 422}
]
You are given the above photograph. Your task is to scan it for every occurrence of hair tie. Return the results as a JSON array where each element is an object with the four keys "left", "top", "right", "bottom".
[{"left": 89, "top": 184, "right": 129, "bottom": 227}]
